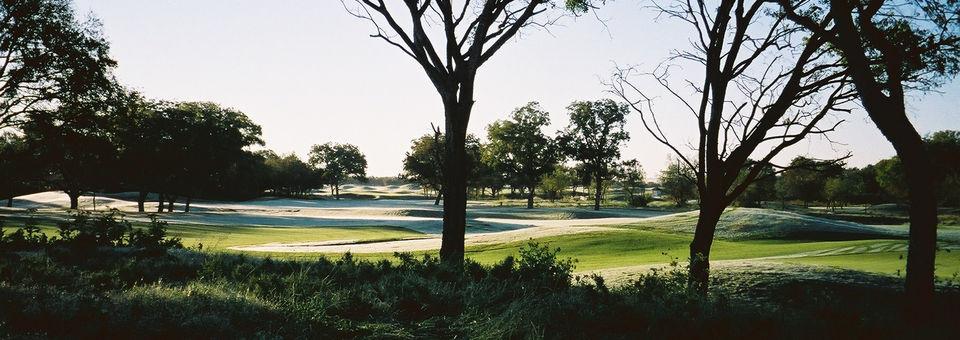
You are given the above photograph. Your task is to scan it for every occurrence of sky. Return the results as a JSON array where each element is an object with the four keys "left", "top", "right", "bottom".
[{"left": 71, "top": 0, "right": 960, "bottom": 177}]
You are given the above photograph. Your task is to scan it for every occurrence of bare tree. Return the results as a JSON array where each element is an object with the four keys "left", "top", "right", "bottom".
[
  {"left": 610, "top": 0, "right": 855, "bottom": 292},
  {"left": 775, "top": 0, "right": 960, "bottom": 317},
  {"left": 342, "top": 0, "right": 563, "bottom": 263}
]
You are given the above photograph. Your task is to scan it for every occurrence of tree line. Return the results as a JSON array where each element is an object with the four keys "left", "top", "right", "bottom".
[
  {"left": 401, "top": 100, "right": 636, "bottom": 210},
  {"left": 0, "top": 1, "right": 370, "bottom": 210}
]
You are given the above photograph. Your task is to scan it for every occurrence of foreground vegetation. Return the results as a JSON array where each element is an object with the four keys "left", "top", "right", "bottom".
[{"left": 1, "top": 220, "right": 959, "bottom": 338}]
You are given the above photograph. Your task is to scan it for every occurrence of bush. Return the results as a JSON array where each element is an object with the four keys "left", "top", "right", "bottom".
[{"left": 628, "top": 194, "right": 651, "bottom": 207}]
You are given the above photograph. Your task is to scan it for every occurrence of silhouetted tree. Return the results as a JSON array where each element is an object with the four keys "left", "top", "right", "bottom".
[
  {"left": 22, "top": 101, "right": 118, "bottom": 210},
  {"left": 559, "top": 99, "right": 629, "bottom": 211},
  {"left": 0, "top": 0, "right": 115, "bottom": 130},
  {"left": 344, "top": 0, "right": 574, "bottom": 263},
  {"left": 609, "top": 0, "right": 854, "bottom": 291},
  {"left": 309, "top": 143, "right": 367, "bottom": 199},
  {"left": 0, "top": 132, "right": 37, "bottom": 206},
  {"left": 486, "top": 102, "right": 560, "bottom": 209},
  {"left": 777, "top": 0, "right": 960, "bottom": 314}
]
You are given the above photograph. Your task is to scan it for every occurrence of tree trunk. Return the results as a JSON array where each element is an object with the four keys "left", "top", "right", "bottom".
[
  {"left": 6, "top": 197, "right": 11, "bottom": 207},
  {"left": 593, "top": 175, "right": 603, "bottom": 211},
  {"left": 166, "top": 196, "right": 175, "bottom": 212},
  {"left": 137, "top": 191, "right": 147, "bottom": 213},
  {"left": 184, "top": 197, "right": 192, "bottom": 212},
  {"left": 67, "top": 191, "right": 80, "bottom": 210},
  {"left": 689, "top": 203, "right": 723, "bottom": 294},
  {"left": 434, "top": 190, "right": 442, "bottom": 205},
  {"left": 882, "top": 120, "right": 938, "bottom": 317},
  {"left": 439, "top": 104, "right": 471, "bottom": 265},
  {"left": 526, "top": 185, "right": 535, "bottom": 209},
  {"left": 824, "top": 4, "right": 938, "bottom": 315},
  {"left": 157, "top": 194, "right": 165, "bottom": 213}
]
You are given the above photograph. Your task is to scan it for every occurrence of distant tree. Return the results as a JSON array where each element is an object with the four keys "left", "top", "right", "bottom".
[
  {"left": 539, "top": 166, "right": 576, "bottom": 200},
  {"left": 559, "top": 99, "right": 630, "bottom": 211},
  {"left": 736, "top": 164, "right": 776, "bottom": 208},
  {"left": 875, "top": 157, "right": 908, "bottom": 202},
  {"left": 659, "top": 161, "right": 696, "bottom": 207},
  {"left": 263, "top": 151, "right": 323, "bottom": 197},
  {"left": 776, "top": 156, "right": 844, "bottom": 206},
  {"left": 0, "top": 0, "right": 116, "bottom": 130},
  {"left": 472, "top": 147, "right": 507, "bottom": 198},
  {"left": 486, "top": 102, "right": 560, "bottom": 209},
  {"left": 401, "top": 128, "right": 482, "bottom": 205},
  {"left": 309, "top": 143, "right": 368, "bottom": 199},
  {"left": 343, "top": 0, "right": 580, "bottom": 264},
  {"left": 113, "top": 91, "right": 161, "bottom": 212},
  {"left": 0, "top": 132, "right": 37, "bottom": 207},
  {"left": 824, "top": 169, "right": 864, "bottom": 210},
  {"left": 615, "top": 159, "right": 647, "bottom": 207},
  {"left": 153, "top": 102, "right": 263, "bottom": 212},
  {"left": 926, "top": 131, "right": 960, "bottom": 207}
]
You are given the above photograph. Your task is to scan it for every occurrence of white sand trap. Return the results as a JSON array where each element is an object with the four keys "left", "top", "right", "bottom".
[{"left": 233, "top": 225, "right": 621, "bottom": 253}]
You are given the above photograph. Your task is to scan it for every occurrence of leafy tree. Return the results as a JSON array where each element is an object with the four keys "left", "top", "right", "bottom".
[
  {"left": 875, "top": 157, "right": 907, "bottom": 202},
  {"left": 539, "top": 166, "right": 576, "bottom": 200},
  {"left": 0, "top": 0, "right": 116, "bottom": 130},
  {"left": 262, "top": 151, "right": 323, "bottom": 197},
  {"left": 559, "top": 99, "right": 630, "bottom": 211},
  {"left": 401, "top": 129, "right": 482, "bottom": 205},
  {"left": 608, "top": 0, "right": 853, "bottom": 291},
  {"left": 22, "top": 101, "right": 118, "bottom": 210},
  {"left": 615, "top": 159, "right": 647, "bottom": 207},
  {"left": 309, "top": 143, "right": 368, "bottom": 199},
  {"left": 735, "top": 164, "right": 776, "bottom": 208},
  {"left": 486, "top": 102, "right": 560, "bottom": 209},
  {"left": 824, "top": 169, "right": 865, "bottom": 210},
  {"left": 344, "top": 0, "right": 580, "bottom": 263},
  {"left": 659, "top": 161, "right": 696, "bottom": 207},
  {"left": 777, "top": 0, "right": 960, "bottom": 311},
  {"left": 927, "top": 130, "right": 960, "bottom": 207},
  {"left": 150, "top": 102, "right": 263, "bottom": 212},
  {"left": 0, "top": 132, "right": 37, "bottom": 207},
  {"left": 776, "top": 156, "right": 844, "bottom": 207}
]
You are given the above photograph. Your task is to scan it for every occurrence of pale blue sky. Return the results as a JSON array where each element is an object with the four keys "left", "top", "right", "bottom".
[{"left": 72, "top": 0, "right": 960, "bottom": 176}]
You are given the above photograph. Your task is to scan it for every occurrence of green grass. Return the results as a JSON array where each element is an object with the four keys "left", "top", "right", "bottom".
[
  {"left": 16, "top": 222, "right": 424, "bottom": 252},
  {"left": 459, "top": 229, "right": 910, "bottom": 271},
  {"left": 784, "top": 249, "right": 960, "bottom": 279},
  {"left": 167, "top": 224, "right": 425, "bottom": 250}
]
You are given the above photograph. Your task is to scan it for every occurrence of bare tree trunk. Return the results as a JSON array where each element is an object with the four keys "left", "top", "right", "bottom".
[
  {"left": 166, "top": 196, "right": 176, "bottom": 212},
  {"left": 157, "top": 194, "right": 165, "bottom": 213},
  {"left": 593, "top": 174, "right": 603, "bottom": 211},
  {"left": 877, "top": 115, "right": 937, "bottom": 317},
  {"left": 66, "top": 191, "right": 80, "bottom": 210},
  {"left": 434, "top": 190, "right": 442, "bottom": 205},
  {"left": 137, "top": 191, "right": 147, "bottom": 213},
  {"left": 526, "top": 185, "right": 535, "bottom": 209},
  {"left": 689, "top": 203, "right": 723, "bottom": 293},
  {"left": 184, "top": 196, "right": 192, "bottom": 212},
  {"left": 6, "top": 197, "right": 12, "bottom": 207},
  {"left": 439, "top": 104, "right": 470, "bottom": 264}
]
